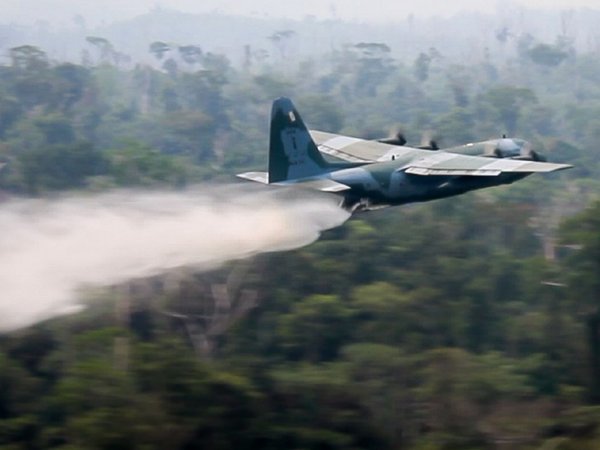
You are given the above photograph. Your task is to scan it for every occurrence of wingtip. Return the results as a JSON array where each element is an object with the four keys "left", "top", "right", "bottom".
[{"left": 553, "top": 163, "right": 574, "bottom": 172}]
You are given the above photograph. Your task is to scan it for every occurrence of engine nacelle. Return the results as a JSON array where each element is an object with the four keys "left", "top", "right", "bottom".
[
  {"left": 491, "top": 138, "right": 545, "bottom": 161},
  {"left": 378, "top": 132, "right": 407, "bottom": 147}
]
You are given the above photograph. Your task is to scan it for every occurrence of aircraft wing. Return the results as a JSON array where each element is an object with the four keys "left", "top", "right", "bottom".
[
  {"left": 311, "top": 130, "right": 398, "bottom": 162},
  {"left": 311, "top": 130, "right": 573, "bottom": 175},
  {"left": 402, "top": 152, "right": 573, "bottom": 176}
]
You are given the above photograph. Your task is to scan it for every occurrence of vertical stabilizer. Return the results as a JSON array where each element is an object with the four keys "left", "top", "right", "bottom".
[{"left": 269, "top": 97, "right": 330, "bottom": 183}]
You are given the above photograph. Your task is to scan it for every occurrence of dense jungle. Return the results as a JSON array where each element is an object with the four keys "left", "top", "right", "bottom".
[{"left": 1, "top": 8, "right": 600, "bottom": 449}]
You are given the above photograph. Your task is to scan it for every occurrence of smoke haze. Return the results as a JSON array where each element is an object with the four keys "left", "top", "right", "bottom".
[
  {"left": 0, "top": 185, "right": 349, "bottom": 331},
  {"left": 3, "top": 0, "right": 597, "bottom": 26}
]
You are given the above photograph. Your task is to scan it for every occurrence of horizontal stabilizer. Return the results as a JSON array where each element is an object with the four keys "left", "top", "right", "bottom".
[
  {"left": 288, "top": 178, "right": 351, "bottom": 192},
  {"left": 236, "top": 172, "right": 269, "bottom": 184},
  {"left": 237, "top": 171, "right": 349, "bottom": 193}
]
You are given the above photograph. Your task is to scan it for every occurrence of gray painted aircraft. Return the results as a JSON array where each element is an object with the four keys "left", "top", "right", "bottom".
[{"left": 237, "top": 97, "right": 572, "bottom": 212}]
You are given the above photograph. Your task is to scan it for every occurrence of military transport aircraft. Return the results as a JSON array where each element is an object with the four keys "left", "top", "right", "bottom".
[{"left": 237, "top": 97, "right": 572, "bottom": 212}]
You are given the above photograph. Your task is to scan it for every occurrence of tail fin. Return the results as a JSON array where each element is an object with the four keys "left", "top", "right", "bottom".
[{"left": 268, "top": 97, "right": 331, "bottom": 183}]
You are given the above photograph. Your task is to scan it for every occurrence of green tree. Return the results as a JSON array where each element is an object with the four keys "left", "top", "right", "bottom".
[
  {"left": 528, "top": 43, "right": 569, "bottom": 67},
  {"left": 560, "top": 201, "right": 600, "bottom": 402},
  {"left": 19, "top": 141, "right": 106, "bottom": 193},
  {"left": 106, "top": 141, "right": 187, "bottom": 187},
  {"left": 414, "top": 52, "right": 432, "bottom": 82},
  {"left": 481, "top": 86, "right": 537, "bottom": 135},
  {"left": 86, "top": 36, "right": 115, "bottom": 65},
  {"left": 278, "top": 295, "right": 352, "bottom": 362},
  {"left": 149, "top": 41, "right": 170, "bottom": 60},
  {"left": 9, "top": 45, "right": 48, "bottom": 71}
]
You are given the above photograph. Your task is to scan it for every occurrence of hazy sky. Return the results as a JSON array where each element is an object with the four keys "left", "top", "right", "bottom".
[{"left": 4, "top": 0, "right": 599, "bottom": 26}]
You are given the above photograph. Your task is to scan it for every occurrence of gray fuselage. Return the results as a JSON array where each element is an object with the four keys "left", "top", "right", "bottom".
[{"left": 328, "top": 159, "right": 529, "bottom": 207}]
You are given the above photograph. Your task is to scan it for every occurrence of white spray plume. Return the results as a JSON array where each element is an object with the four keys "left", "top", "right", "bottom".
[{"left": 0, "top": 185, "right": 350, "bottom": 331}]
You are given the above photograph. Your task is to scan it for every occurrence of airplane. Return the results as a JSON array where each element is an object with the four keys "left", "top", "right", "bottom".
[{"left": 237, "top": 97, "right": 572, "bottom": 212}]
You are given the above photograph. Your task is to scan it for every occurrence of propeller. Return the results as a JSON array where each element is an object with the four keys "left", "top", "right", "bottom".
[
  {"left": 377, "top": 127, "right": 407, "bottom": 146},
  {"left": 377, "top": 127, "right": 440, "bottom": 150},
  {"left": 416, "top": 130, "right": 439, "bottom": 150},
  {"left": 518, "top": 146, "right": 545, "bottom": 162}
]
